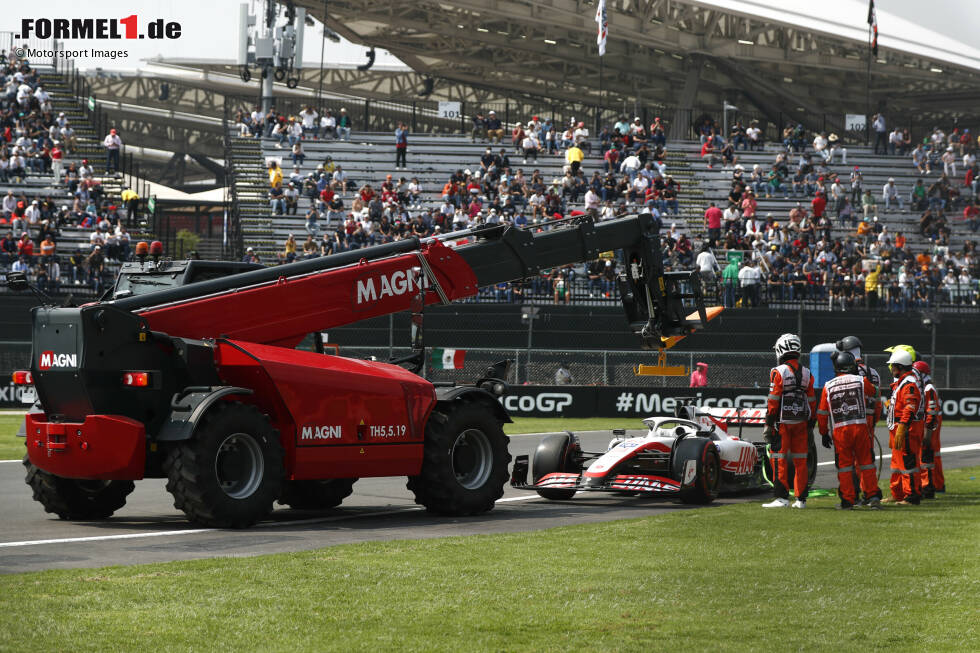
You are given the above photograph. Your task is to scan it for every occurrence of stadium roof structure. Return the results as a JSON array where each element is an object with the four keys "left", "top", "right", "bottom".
[
  {"left": 284, "top": 0, "right": 980, "bottom": 129},
  {"left": 96, "top": 0, "right": 979, "bottom": 168}
]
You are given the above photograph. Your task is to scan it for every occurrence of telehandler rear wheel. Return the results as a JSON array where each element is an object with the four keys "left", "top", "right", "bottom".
[
  {"left": 407, "top": 400, "right": 510, "bottom": 516},
  {"left": 23, "top": 456, "right": 135, "bottom": 520},
  {"left": 163, "top": 402, "right": 283, "bottom": 528}
]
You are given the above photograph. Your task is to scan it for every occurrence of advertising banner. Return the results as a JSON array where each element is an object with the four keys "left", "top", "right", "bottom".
[
  {"left": 498, "top": 386, "right": 770, "bottom": 418},
  {"left": 497, "top": 386, "right": 980, "bottom": 420},
  {"left": 5, "top": 380, "right": 979, "bottom": 419}
]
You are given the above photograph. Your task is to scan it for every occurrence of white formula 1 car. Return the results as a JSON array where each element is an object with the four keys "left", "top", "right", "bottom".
[{"left": 510, "top": 402, "right": 816, "bottom": 503}]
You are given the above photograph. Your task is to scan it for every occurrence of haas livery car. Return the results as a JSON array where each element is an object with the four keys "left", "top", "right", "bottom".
[{"left": 511, "top": 402, "right": 816, "bottom": 503}]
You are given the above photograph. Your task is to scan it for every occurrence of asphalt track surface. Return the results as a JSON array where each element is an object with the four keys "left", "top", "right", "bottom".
[{"left": 2, "top": 426, "right": 978, "bottom": 574}]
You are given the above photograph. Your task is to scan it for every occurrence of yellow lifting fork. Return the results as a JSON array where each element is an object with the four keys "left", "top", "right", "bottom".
[{"left": 633, "top": 306, "right": 725, "bottom": 377}]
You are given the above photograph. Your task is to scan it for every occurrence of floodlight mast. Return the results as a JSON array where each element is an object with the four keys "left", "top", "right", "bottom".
[{"left": 237, "top": 0, "right": 307, "bottom": 111}]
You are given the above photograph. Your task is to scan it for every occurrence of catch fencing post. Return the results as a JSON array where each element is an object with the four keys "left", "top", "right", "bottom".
[{"left": 388, "top": 313, "right": 394, "bottom": 360}]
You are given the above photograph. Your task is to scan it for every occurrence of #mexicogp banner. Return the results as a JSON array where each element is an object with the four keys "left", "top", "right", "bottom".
[
  {"left": 431, "top": 348, "right": 465, "bottom": 369},
  {"left": 494, "top": 386, "right": 980, "bottom": 420}
]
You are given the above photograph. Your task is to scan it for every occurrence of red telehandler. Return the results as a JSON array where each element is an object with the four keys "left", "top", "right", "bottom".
[{"left": 10, "top": 213, "right": 710, "bottom": 527}]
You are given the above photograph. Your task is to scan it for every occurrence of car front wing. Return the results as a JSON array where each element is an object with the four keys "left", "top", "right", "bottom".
[{"left": 510, "top": 455, "right": 682, "bottom": 494}]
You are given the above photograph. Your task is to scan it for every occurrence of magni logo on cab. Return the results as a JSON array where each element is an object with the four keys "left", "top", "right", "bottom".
[{"left": 38, "top": 351, "right": 77, "bottom": 371}]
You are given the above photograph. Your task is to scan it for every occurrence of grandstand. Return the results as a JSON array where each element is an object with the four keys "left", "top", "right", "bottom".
[
  {"left": 0, "top": 52, "right": 156, "bottom": 298},
  {"left": 223, "top": 115, "right": 978, "bottom": 311},
  {"left": 4, "top": 0, "right": 978, "bottom": 315}
]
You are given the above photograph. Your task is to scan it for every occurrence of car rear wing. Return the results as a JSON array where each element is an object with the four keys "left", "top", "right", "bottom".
[
  {"left": 671, "top": 398, "right": 766, "bottom": 436},
  {"left": 697, "top": 407, "right": 767, "bottom": 438}
]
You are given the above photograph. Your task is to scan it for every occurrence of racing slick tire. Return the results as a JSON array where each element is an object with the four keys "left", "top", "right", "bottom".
[
  {"left": 672, "top": 437, "right": 721, "bottom": 504},
  {"left": 407, "top": 399, "right": 511, "bottom": 516},
  {"left": 163, "top": 401, "right": 284, "bottom": 528},
  {"left": 278, "top": 478, "right": 358, "bottom": 510},
  {"left": 23, "top": 456, "right": 135, "bottom": 520},
  {"left": 532, "top": 433, "right": 581, "bottom": 500}
]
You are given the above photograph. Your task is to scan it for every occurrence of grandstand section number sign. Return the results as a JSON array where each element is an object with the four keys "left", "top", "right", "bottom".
[
  {"left": 845, "top": 114, "right": 866, "bottom": 131},
  {"left": 438, "top": 102, "right": 461, "bottom": 119}
]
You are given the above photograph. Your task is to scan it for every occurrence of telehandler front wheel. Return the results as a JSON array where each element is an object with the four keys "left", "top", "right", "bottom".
[
  {"left": 164, "top": 402, "right": 283, "bottom": 528},
  {"left": 407, "top": 400, "right": 510, "bottom": 516}
]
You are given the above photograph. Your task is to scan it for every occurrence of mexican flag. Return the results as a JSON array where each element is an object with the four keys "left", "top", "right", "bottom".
[{"left": 431, "top": 348, "right": 466, "bottom": 369}]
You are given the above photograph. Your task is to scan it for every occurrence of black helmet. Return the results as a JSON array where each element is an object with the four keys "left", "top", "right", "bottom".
[
  {"left": 831, "top": 350, "right": 858, "bottom": 374},
  {"left": 835, "top": 335, "right": 862, "bottom": 353}
]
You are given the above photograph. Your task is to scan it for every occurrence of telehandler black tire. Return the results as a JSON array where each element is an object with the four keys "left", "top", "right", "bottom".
[
  {"left": 163, "top": 402, "right": 283, "bottom": 528},
  {"left": 24, "top": 456, "right": 134, "bottom": 520},
  {"left": 407, "top": 399, "right": 510, "bottom": 516}
]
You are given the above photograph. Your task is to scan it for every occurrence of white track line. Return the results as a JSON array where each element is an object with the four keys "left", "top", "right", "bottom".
[
  {"left": 1, "top": 443, "right": 977, "bottom": 549},
  {"left": 494, "top": 495, "right": 540, "bottom": 503},
  {"left": 0, "top": 529, "right": 215, "bottom": 548},
  {"left": 0, "top": 496, "right": 540, "bottom": 548},
  {"left": 815, "top": 442, "right": 980, "bottom": 466}
]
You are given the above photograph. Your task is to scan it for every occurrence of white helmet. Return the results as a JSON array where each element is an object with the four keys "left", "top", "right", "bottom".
[
  {"left": 886, "top": 348, "right": 914, "bottom": 367},
  {"left": 774, "top": 333, "right": 802, "bottom": 360}
]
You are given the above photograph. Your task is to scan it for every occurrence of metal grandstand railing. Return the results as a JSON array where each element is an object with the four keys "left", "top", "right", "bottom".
[
  {"left": 0, "top": 33, "right": 58, "bottom": 66},
  {"left": 209, "top": 91, "right": 980, "bottom": 147},
  {"left": 222, "top": 102, "right": 244, "bottom": 260},
  {"left": 52, "top": 57, "right": 150, "bottom": 189},
  {"left": 47, "top": 57, "right": 158, "bottom": 243}
]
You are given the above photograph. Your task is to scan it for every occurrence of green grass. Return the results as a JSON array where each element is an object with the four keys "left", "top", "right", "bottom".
[
  {"left": 0, "top": 415, "right": 25, "bottom": 460},
  {"left": 2, "top": 467, "right": 978, "bottom": 652},
  {"left": 504, "top": 417, "right": 639, "bottom": 435}
]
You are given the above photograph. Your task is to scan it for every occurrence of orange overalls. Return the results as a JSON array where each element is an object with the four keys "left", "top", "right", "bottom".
[
  {"left": 817, "top": 373, "right": 880, "bottom": 505},
  {"left": 767, "top": 359, "right": 816, "bottom": 501},
  {"left": 920, "top": 379, "right": 945, "bottom": 494},
  {"left": 887, "top": 371, "right": 923, "bottom": 503},
  {"left": 856, "top": 361, "right": 883, "bottom": 500},
  {"left": 857, "top": 361, "right": 882, "bottom": 431}
]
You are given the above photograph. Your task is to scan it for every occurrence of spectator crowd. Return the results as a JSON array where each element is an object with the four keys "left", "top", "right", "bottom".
[
  {"left": 694, "top": 113, "right": 979, "bottom": 311},
  {"left": 249, "top": 108, "right": 691, "bottom": 304},
  {"left": 0, "top": 49, "right": 141, "bottom": 296},
  {"left": 247, "top": 104, "right": 978, "bottom": 311}
]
